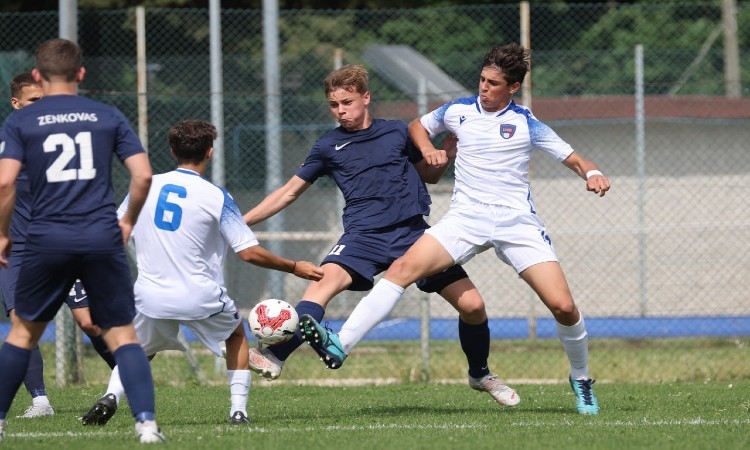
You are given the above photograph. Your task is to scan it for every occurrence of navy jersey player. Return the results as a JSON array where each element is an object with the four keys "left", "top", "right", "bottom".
[
  {"left": 311, "top": 44, "right": 609, "bottom": 415},
  {"left": 244, "top": 64, "right": 519, "bottom": 408},
  {"left": 0, "top": 72, "right": 116, "bottom": 420},
  {"left": 0, "top": 39, "right": 164, "bottom": 443}
]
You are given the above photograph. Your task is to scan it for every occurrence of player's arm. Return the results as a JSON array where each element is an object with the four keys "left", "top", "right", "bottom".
[
  {"left": 561, "top": 151, "right": 611, "bottom": 197},
  {"left": 413, "top": 133, "right": 457, "bottom": 184},
  {"left": 408, "top": 117, "right": 450, "bottom": 168},
  {"left": 118, "top": 153, "right": 153, "bottom": 244},
  {"left": 243, "top": 175, "right": 311, "bottom": 226},
  {"left": 0, "top": 158, "right": 21, "bottom": 266},
  {"left": 237, "top": 244, "right": 323, "bottom": 281}
]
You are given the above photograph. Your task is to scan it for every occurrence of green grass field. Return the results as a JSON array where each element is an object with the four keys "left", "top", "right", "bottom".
[
  {"left": 1, "top": 339, "right": 748, "bottom": 449},
  {"left": 1, "top": 382, "right": 749, "bottom": 449}
]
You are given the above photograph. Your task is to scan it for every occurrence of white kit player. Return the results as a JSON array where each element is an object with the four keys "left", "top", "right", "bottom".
[
  {"left": 303, "top": 43, "right": 610, "bottom": 415},
  {"left": 80, "top": 120, "right": 323, "bottom": 426}
]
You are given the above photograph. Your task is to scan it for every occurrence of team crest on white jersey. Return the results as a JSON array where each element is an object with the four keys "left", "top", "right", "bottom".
[{"left": 500, "top": 124, "right": 516, "bottom": 139}]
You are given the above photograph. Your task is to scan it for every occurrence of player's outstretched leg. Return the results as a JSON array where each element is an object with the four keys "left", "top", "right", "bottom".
[
  {"left": 468, "top": 374, "right": 520, "bottom": 406},
  {"left": 81, "top": 393, "right": 118, "bottom": 426},
  {"left": 248, "top": 346, "right": 285, "bottom": 380},
  {"left": 298, "top": 314, "right": 346, "bottom": 369},
  {"left": 569, "top": 376, "right": 599, "bottom": 415}
]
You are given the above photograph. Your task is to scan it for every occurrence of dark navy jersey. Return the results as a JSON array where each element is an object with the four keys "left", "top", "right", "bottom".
[
  {"left": 296, "top": 119, "right": 431, "bottom": 232},
  {"left": 0, "top": 94, "right": 145, "bottom": 253},
  {"left": 0, "top": 128, "right": 32, "bottom": 251}
]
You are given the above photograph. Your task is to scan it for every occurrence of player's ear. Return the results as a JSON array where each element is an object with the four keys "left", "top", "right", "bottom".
[
  {"left": 31, "top": 69, "right": 42, "bottom": 83},
  {"left": 206, "top": 147, "right": 213, "bottom": 160},
  {"left": 10, "top": 97, "right": 20, "bottom": 110},
  {"left": 76, "top": 67, "right": 86, "bottom": 83}
]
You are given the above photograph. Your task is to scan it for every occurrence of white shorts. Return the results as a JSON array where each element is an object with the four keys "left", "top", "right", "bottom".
[
  {"left": 134, "top": 304, "right": 243, "bottom": 358},
  {"left": 425, "top": 194, "right": 558, "bottom": 274}
]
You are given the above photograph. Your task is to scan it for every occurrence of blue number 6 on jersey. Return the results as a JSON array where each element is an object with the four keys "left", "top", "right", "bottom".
[{"left": 154, "top": 184, "right": 186, "bottom": 231}]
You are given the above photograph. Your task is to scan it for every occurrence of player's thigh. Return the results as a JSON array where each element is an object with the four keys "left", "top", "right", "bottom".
[
  {"left": 183, "top": 309, "right": 242, "bottom": 358},
  {"left": 300, "top": 263, "right": 355, "bottom": 304},
  {"left": 79, "top": 251, "right": 136, "bottom": 329}
]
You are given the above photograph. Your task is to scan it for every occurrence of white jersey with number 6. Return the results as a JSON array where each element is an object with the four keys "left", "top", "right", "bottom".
[{"left": 119, "top": 168, "right": 259, "bottom": 320}]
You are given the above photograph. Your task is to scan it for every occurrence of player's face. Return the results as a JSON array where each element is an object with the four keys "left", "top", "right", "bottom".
[
  {"left": 327, "top": 87, "right": 370, "bottom": 131},
  {"left": 478, "top": 67, "right": 520, "bottom": 113},
  {"left": 10, "top": 85, "right": 44, "bottom": 110}
]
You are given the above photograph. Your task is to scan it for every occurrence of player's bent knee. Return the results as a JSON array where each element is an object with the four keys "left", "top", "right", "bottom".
[
  {"left": 459, "top": 303, "right": 487, "bottom": 321},
  {"left": 548, "top": 302, "right": 578, "bottom": 322},
  {"left": 100, "top": 324, "right": 140, "bottom": 350},
  {"left": 385, "top": 258, "right": 423, "bottom": 286}
]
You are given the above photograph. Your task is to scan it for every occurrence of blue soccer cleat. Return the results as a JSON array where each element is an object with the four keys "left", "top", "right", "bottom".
[
  {"left": 569, "top": 376, "right": 599, "bottom": 415},
  {"left": 298, "top": 314, "right": 347, "bottom": 369}
]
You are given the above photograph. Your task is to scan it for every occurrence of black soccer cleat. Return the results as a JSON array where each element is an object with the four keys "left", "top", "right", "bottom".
[
  {"left": 229, "top": 411, "right": 249, "bottom": 424},
  {"left": 81, "top": 393, "right": 118, "bottom": 426}
]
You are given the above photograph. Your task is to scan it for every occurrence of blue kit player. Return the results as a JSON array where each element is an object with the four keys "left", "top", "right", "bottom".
[
  {"left": 0, "top": 39, "right": 164, "bottom": 443},
  {"left": 0, "top": 72, "right": 116, "bottom": 420},
  {"left": 244, "top": 64, "right": 519, "bottom": 408}
]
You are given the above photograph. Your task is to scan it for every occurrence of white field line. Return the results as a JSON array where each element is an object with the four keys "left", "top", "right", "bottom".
[
  {"left": 6, "top": 418, "right": 750, "bottom": 439},
  {"left": 252, "top": 378, "right": 577, "bottom": 387}
]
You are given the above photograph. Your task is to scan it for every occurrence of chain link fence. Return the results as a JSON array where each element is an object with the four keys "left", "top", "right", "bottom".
[{"left": 1, "top": 2, "right": 749, "bottom": 384}]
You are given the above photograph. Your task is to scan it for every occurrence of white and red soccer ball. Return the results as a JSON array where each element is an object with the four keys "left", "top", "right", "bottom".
[{"left": 248, "top": 299, "right": 299, "bottom": 346}]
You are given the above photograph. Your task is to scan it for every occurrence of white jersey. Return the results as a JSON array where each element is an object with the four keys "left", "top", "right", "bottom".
[
  {"left": 119, "top": 168, "right": 259, "bottom": 320},
  {"left": 420, "top": 96, "right": 574, "bottom": 210}
]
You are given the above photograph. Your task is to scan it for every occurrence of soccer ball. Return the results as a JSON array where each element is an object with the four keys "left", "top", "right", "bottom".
[{"left": 248, "top": 299, "right": 299, "bottom": 346}]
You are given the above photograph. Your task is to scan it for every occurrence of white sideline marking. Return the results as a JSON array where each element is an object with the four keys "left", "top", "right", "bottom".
[{"left": 7, "top": 418, "right": 750, "bottom": 439}]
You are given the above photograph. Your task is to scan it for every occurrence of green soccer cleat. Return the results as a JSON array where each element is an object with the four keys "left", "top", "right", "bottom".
[
  {"left": 299, "top": 314, "right": 347, "bottom": 369},
  {"left": 569, "top": 376, "right": 599, "bottom": 415}
]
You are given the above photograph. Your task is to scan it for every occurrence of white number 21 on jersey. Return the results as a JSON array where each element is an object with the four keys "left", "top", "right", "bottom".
[{"left": 44, "top": 132, "right": 97, "bottom": 182}]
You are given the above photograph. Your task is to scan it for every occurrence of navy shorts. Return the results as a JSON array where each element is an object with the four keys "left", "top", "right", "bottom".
[
  {"left": 3, "top": 256, "right": 90, "bottom": 315},
  {"left": 65, "top": 280, "right": 90, "bottom": 309},
  {"left": 322, "top": 215, "right": 467, "bottom": 293},
  {"left": 14, "top": 250, "right": 135, "bottom": 328},
  {"left": 0, "top": 250, "right": 23, "bottom": 316}
]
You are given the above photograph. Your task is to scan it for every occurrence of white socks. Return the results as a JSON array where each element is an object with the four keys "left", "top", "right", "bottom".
[
  {"left": 338, "top": 278, "right": 405, "bottom": 354},
  {"left": 227, "top": 369, "right": 250, "bottom": 416},
  {"left": 106, "top": 365, "right": 125, "bottom": 404},
  {"left": 32, "top": 395, "right": 51, "bottom": 407},
  {"left": 556, "top": 314, "right": 590, "bottom": 380}
]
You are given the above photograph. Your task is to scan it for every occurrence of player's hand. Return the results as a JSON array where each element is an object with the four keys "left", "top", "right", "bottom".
[
  {"left": 118, "top": 218, "right": 135, "bottom": 246},
  {"left": 291, "top": 261, "right": 324, "bottom": 281},
  {"left": 422, "top": 148, "right": 450, "bottom": 168},
  {"left": 586, "top": 174, "right": 611, "bottom": 197},
  {"left": 0, "top": 235, "right": 12, "bottom": 268}
]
